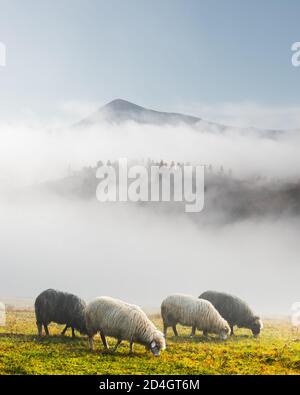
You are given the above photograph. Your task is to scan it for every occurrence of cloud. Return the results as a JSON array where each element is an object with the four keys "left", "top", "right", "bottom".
[
  {"left": 175, "top": 101, "right": 300, "bottom": 130},
  {"left": 1, "top": 109, "right": 300, "bottom": 188},
  {"left": 0, "top": 196, "right": 299, "bottom": 315}
]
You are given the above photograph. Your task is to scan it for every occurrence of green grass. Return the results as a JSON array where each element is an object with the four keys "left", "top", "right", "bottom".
[{"left": 0, "top": 311, "right": 300, "bottom": 375}]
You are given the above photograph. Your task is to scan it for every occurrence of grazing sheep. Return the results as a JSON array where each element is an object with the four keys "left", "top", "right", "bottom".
[
  {"left": 35, "top": 289, "right": 87, "bottom": 337},
  {"left": 199, "top": 291, "right": 263, "bottom": 336},
  {"left": 85, "top": 296, "right": 166, "bottom": 356},
  {"left": 161, "top": 294, "right": 230, "bottom": 339}
]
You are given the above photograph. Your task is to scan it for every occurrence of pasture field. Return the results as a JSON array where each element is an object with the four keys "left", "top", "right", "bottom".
[{"left": 0, "top": 310, "right": 300, "bottom": 375}]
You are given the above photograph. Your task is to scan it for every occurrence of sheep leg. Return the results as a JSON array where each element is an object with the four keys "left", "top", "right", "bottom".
[
  {"left": 72, "top": 328, "right": 76, "bottom": 338},
  {"left": 203, "top": 331, "right": 208, "bottom": 337},
  {"left": 100, "top": 331, "right": 109, "bottom": 349},
  {"left": 43, "top": 323, "right": 49, "bottom": 336},
  {"left": 88, "top": 336, "right": 94, "bottom": 351},
  {"left": 230, "top": 325, "right": 234, "bottom": 336},
  {"left": 172, "top": 325, "right": 178, "bottom": 337},
  {"left": 190, "top": 326, "right": 196, "bottom": 337},
  {"left": 36, "top": 322, "right": 43, "bottom": 336},
  {"left": 163, "top": 323, "right": 168, "bottom": 337},
  {"left": 129, "top": 336, "right": 134, "bottom": 354},
  {"left": 61, "top": 325, "right": 69, "bottom": 336},
  {"left": 112, "top": 339, "right": 122, "bottom": 352}
]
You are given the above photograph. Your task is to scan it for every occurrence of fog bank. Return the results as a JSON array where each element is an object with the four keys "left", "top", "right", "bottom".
[{"left": 0, "top": 194, "right": 299, "bottom": 315}]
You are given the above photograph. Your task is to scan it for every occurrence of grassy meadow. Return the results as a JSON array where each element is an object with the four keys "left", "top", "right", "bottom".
[{"left": 0, "top": 310, "right": 300, "bottom": 375}]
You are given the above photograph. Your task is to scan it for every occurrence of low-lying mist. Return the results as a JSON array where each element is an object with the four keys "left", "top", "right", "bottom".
[
  {"left": 0, "top": 116, "right": 299, "bottom": 315},
  {"left": 0, "top": 195, "right": 299, "bottom": 315},
  {"left": 0, "top": 119, "right": 300, "bottom": 186}
]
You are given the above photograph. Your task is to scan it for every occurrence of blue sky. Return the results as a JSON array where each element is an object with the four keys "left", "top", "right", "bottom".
[{"left": 0, "top": 0, "right": 300, "bottom": 126}]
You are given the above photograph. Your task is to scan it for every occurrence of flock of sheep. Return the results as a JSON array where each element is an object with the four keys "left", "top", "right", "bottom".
[{"left": 34, "top": 289, "right": 263, "bottom": 357}]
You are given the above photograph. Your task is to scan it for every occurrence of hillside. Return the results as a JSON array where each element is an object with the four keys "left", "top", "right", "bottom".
[{"left": 74, "top": 99, "right": 289, "bottom": 139}]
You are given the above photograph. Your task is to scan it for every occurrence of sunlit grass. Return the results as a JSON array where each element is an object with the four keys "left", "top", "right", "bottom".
[{"left": 0, "top": 311, "right": 299, "bottom": 375}]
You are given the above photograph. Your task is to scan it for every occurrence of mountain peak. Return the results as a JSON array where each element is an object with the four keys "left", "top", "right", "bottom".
[
  {"left": 76, "top": 98, "right": 201, "bottom": 127},
  {"left": 74, "top": 99, "right": 287, "bottom": 138},
  {"left": 103, "top": 99, "right": 144, "bottom": 112}
]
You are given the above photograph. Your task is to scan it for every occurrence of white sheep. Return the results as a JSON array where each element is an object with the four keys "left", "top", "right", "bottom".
[
  {"left": 161, "top": 294, "right": 231, "bottom": 339},
  {"left": 85, "top": 296, "right": 166, "bottom": 356}
]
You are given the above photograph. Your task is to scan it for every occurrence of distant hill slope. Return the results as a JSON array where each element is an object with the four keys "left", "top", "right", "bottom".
[
  {"left": 75, "top": 98, "right": 201, "bottom": 127},
  {"left": 73, "top": 98, "right": 293, "bottom": 139}
]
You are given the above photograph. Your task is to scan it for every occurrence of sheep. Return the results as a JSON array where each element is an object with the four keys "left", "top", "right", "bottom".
[
  {"left": 199, "top": 291, "right": 263, "bottom": 336},
  {"left": 85, "top": 296, "right": 166, "bottom": 356},
  {"left": 34, "top": 289, "right": 87, "bottom": 337},
  {"left": 161, "top": 294, "right": 230, "bottom": 339}
]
